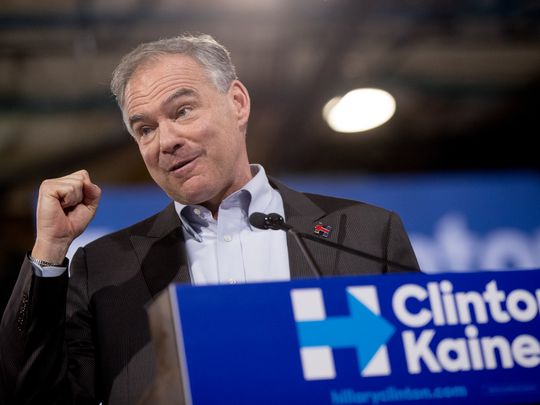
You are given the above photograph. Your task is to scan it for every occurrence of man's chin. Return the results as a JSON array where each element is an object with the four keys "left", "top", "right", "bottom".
[{"left": 165, "top": 182, "right": 215, "bottom": 207}]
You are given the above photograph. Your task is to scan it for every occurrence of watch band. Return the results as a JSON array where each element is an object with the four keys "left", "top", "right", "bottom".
[{"left": 28, "top": 254, "right": 64, "bottom": 267}]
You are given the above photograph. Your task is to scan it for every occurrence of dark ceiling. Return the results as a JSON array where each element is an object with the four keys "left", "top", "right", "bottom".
[{"left": 1, "top": 0, "right": 540, "bottom": 216}]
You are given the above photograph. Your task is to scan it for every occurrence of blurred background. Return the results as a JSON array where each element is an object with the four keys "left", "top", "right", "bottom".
[{"left": 1, "top": 0, "right": 540, "bottom": 313}]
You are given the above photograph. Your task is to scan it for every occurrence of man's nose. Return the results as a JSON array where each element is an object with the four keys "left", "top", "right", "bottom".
[{"left": 159, "top": 120, "right": 183, "bottom": 154}]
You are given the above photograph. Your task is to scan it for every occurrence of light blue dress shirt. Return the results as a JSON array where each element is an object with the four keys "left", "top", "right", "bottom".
[{"left": 174, "top": 164, "right": 290, "bottom": 285}]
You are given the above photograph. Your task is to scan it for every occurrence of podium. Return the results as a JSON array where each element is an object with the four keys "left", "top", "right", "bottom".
[{"left": 143, "top": 270, "right": 540, "bottom": 404}]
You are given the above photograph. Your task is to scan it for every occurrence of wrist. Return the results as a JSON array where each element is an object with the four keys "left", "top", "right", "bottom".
[
  {"left": 31, "top": 239, "right": 70, "bottom": 265},
  {"left": 28, "top": 254, "right": 65, "bottom": 267}
]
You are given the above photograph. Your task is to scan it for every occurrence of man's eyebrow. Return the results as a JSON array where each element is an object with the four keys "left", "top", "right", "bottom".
[
  {"left": 161, "top": 88, "right": 196, "bottom": 110},
  {"left": 128, "top": 113, "right": 145, "bottom": 130},
  {"left": 128, "top": 89, "right": 196, "bottom": 130}
]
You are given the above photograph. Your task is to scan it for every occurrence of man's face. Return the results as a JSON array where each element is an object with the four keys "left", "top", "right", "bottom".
[{"left": 123, "top": 54, "right": 251, "bottom": 210}]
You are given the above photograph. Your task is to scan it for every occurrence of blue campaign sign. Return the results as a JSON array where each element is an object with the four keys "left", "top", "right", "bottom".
[{"left": 171, "top": 270, "right": 540, "bottom": 405}]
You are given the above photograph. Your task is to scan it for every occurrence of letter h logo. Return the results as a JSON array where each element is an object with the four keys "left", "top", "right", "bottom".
[{"left": 290, "top": 287, "right": 394, "bottom": 380}]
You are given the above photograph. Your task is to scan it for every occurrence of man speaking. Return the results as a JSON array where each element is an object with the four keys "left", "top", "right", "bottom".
[{"left": 0, "top": 34, "right": 419, "bottom": 404}]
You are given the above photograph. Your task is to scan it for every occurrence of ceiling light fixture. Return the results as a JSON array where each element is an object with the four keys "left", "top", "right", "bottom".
[{"left": 323, "top": 88, "right": 396, "bottom": 133}]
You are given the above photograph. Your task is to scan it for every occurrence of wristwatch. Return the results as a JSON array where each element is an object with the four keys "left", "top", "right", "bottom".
[{"left": 28, "top": 254, "right": 64, "bottom": 267}]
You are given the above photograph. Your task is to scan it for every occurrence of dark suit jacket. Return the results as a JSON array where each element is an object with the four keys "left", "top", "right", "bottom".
[{"left": 0, "top": 180, "right": 419, "bottom": 404}]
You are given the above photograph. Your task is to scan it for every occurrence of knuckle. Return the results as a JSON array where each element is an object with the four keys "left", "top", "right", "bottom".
[
  {"left": 40, "top": 179, "right": 53, "bottom": 191},
  {"left": 75, "top": 169, "right": 89, "bottom": 179}
]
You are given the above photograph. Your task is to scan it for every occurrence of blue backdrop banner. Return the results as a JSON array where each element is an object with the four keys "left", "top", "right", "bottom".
[{"left": 68, "top": 171, "right": 540, "bottom": 274}]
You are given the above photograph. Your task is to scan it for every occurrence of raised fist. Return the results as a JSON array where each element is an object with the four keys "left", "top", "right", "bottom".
[{"left": 31, "top": 170, "right": 101, "bottom": 264}]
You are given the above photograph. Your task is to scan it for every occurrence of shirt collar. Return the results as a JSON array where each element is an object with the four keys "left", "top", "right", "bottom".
[{"left": 173, "top": 164, "right": 275, "bottom": 239}]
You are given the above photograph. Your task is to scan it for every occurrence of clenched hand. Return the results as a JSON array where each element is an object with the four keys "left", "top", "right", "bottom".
[{"left": 31, "top": 170, "right": 101, "bottom": 264}]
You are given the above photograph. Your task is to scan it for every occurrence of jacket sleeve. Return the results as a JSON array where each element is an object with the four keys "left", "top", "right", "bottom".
[
  {"left": 64, "top": 247, "right": 98, "bottom": 403},
  {"left": 0, "top": 249, "right": 98, "bottom": 404},
  {"left": 385, "top": 212, "right": 421, "bottom": 273},
  {"left": 0, "top": 255, "right": 70, "bottom": 404}
]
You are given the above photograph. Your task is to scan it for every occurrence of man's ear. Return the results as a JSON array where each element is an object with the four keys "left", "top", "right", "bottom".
[{"left": 228, "top": 80, "right": 251, "bottom": 131}]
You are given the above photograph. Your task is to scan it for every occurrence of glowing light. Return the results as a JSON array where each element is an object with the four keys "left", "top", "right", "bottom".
[{"left": 323, "top": 88, "right": 396, "bottom": 133}]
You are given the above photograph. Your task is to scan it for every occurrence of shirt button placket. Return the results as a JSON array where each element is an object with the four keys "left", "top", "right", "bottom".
[{"left": 217, "top": 203, "right": 244, "bottom": 284}]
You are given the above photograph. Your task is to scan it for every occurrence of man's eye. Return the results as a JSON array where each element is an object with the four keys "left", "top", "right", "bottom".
[
  {"left": 177, "top": 106, "right": 193, "bottom": 118},
  {"left": 138, "top": 126, "right": 154, "bottom": 136}
]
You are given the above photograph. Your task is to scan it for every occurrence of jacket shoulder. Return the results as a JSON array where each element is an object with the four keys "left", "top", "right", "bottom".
[
  {"left": 303, "top": 191, "right": 393, "bottom": 218},
  {"left": 83, "top": 203, "right": 176, "bottom": 251}
]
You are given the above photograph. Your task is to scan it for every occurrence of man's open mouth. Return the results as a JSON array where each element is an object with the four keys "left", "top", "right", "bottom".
[{"left": 168, "top": 156, "right": 198, "bottom": 173}]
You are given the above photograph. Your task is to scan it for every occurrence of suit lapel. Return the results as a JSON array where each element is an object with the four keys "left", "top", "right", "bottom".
[
  {"left": 270, "top": 178, "right": 342, "bottom": 279},
  {"left": 130, "top": 203, "right": 191, "bottom": 298}
]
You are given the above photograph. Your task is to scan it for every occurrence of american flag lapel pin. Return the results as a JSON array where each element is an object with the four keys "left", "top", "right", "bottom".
[{"left": 313, "top": 222, "right": 332, "bottom": 238}]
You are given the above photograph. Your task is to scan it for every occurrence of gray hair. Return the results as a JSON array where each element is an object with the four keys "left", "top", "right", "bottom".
[{"left": 110, "top": 34, "right": 238, "bottom": 109}]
